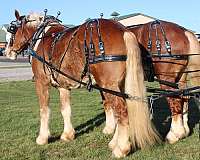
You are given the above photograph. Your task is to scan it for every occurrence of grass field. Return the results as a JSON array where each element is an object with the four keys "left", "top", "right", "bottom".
[{"left": 0, "top": 81, "right": 200, "bottom": 160}]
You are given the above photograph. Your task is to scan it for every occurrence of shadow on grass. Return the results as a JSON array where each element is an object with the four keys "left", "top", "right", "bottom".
[
  {"left": 75, "top": 112, "right": 105, "bottom": 137},
  {"left": 151, "top": 97, "right": 171, "bottom": 138},
  {"left": 49, "top": 97, "right": 200, "bottom": 143},
  {"left": 151, "top": 97, "right": 200, "bottom": 138},
  {"left": 48, "top": 112, "right": 105, "bottom": 143},
  {"left": 188, "top": 98, "right": 200, "bottom": 135}
]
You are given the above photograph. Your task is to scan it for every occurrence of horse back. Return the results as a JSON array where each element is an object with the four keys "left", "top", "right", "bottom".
[{"left": 128, "top": 20, "right": 189, "bottom": 54}]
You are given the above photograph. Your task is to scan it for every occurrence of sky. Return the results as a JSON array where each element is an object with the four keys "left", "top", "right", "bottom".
[{"left": 0, "top": 0, "right": 200, "bottom": 32}]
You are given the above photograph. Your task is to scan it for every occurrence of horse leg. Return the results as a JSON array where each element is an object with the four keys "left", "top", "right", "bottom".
[
  {"left": 185, "top": 30, "right": 200, "bottom": 105},
  {"left": 59, "top": 88, "right": 75, "bottom": 142},
  {"left": 179, "top": 73, "right": 190, "bottom": 137},
  {"left": 100, "top": 92, "right": 116, "bottom": 135},
  {"left": 183, "top": 100, "right": 190, "bottom": 137},
  {"left": 165, "top": 98, "right": 185, "bottom": 144},
  {"left": 104, "top": 93, "right": 131, "bottom": 158},
  {"left": 165, "top": 96, "right": 186, "bottom": 144},
  {"left": 35, "top": 79, "right": 50, "bottom": 145},
  {"left": 112, "top": 121, "right": 131, "bottom": 158}
]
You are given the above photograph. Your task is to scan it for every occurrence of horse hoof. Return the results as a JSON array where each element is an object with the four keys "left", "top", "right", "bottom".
[
  {"left": 112, "top": 145, "right": 130, "bottom": 158},
  {"left": 36, "top": 136, "right": 48, "bottom": 145},
  {"left": 184, "top": 126, "right": 190, "bottom": 137},
  {"left": 103, "top": 126, "right": 114, "bottom": 135},
  {"left": 108, "top": 139, "right": 117, "bottom": 150},
  {"left": 60, "top": 130, "right": 75, "bottom": 142},
  {"left": 166, "top": 131, "right": 179, "bottom": 144}
]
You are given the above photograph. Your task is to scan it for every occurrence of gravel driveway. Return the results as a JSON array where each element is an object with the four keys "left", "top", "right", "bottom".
[{"left": 0, "top": 56, "right": 33, "bottom": 82}]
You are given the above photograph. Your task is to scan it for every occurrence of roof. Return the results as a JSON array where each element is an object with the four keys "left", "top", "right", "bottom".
[
  {"left": 2, "top": 24, "right": 9, "bottom": 29},
  {"left": 65, "top": 24, "right": 75, "bottom": 28},
  {"left": 0, "top": 24, "right": 9, "bottom": 30},
  {"left": 115, "top": 13, "right": 157, "bottom": 21},
  {"left": 0, "top": 30, "right": 6, "bottom": 42}
]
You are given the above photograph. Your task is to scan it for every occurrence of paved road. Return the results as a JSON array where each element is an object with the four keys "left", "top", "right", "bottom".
[{"left": 0, "top": 56, "right": 33, "bottom": 82}]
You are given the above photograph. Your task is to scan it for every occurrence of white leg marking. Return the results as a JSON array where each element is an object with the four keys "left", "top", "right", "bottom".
[
  {"left": 112, "top": 124, "right": 131, "bottom": 158},
  {"left": 166, "top": 114, "right": 185, "bottom": 144},
  {"left": 59, "top": 88, "right": 75, "bottom": 141},
  {"left": 103, "top": 108, "right": 116, "bottom": 134},
  {"left": 36, "top": 107, "right": 50, "bottom": 145},
  {"left": 183, "top": 102, "right": 190, "bottom": 137}
]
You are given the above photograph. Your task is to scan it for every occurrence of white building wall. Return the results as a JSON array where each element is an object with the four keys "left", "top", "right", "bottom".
[{"left": 2, "top": 26, "right": 11, "bottom": 43}]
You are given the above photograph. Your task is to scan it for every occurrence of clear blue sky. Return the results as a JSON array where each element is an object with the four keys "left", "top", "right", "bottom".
[{"left": 0, "top": 0, "right": 200, "bottom": 32}]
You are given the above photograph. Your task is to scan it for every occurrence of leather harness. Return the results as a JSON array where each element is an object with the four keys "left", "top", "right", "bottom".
[
  {"left": 81, "top": 19, "right": 127, "bottom": 91},
  {"left": 8, "top": 17, "right": 188, "bottom": 89}
]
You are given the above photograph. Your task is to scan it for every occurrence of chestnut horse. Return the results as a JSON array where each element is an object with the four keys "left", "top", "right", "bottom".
[
  {"left": 5, "top": 10, "right": 161, "bottom": 158},
  {"left": 125, "top": 20, "right": 200, "bottom": 144}
]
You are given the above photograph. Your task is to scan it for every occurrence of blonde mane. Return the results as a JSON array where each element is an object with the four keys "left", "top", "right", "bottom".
[{"left": 26, "top": 12, "right": 44, "bottom": 27}]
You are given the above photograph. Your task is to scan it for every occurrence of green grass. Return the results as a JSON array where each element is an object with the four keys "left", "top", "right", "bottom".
[{"left": 0, "top": 81, "right": 200, "bottom": 160}]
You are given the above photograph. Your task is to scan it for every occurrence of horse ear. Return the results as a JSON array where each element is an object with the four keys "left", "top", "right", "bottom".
[
  {"left": 39, "top": 16, "right": 43, "bottom": 22},
  {"left": 26, "top": 15, "right": 30, "bottom": 20},
  {"left": 15, "top": 10, "right": 20, "bottom": 20}
]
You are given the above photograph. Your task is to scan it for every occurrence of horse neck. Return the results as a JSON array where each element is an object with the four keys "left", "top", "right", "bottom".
[
  {"left": 24, "top": 24, "right": 38, "bottom": 40},
  {"left": 33, "top": 23, "right": 64, "bottom": 51}
]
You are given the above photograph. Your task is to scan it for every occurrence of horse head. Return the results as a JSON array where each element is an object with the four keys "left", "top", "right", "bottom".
[{"left": 5, "top": 10, "right": 44, "bottom": 60}]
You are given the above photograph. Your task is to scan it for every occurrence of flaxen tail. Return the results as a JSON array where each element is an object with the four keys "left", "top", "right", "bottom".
[
  {"left": 123, "top": 31, "right": 161, "bottom": 150},
  {"left": 185, "top": 31, "right": 200, "bottom": 87}
]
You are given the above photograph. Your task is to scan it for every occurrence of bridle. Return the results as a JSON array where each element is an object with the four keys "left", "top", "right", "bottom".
[
  {"left": 7, "top": 16, "right": 35, "bottom": 54},
  {"left": 7, "top": 14, "right": 64, "bottom": 55}
]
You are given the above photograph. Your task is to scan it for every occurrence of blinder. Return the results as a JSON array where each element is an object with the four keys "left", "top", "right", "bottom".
[
  {"left": 7, "top": 15, "right": 28, "bottom": 34},
  {"left": 7, "top": 16, "right": 28, "bottom": 48},
  {"left": 7, "top": 23, "right": 18, "bottom": 34},
  {"left": 7, "top": 20, "right": 22, "bottom": 34}
]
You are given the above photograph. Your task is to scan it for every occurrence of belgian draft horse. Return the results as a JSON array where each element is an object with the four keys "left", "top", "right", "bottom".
[
  {"left": 5, "top": 10, "right": 161, "bottom": 158},
  {"left": 125, "top": 20, "right": 200, "bottom": 144}
]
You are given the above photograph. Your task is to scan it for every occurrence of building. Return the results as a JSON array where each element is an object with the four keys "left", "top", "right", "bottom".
[
  {"left": 113, "top": 13, "right": 156, "bottom": 26},
  {"left": 112, "top": 12, "right": 200, "bottom": 42},
  {"left": 0, "top": 25, "right": 7, "bottom": 48}
]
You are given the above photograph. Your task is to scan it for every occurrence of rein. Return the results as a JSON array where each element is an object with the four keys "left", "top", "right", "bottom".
[
  {"left": 27, "top": 18, "right": 200, "bottom": 102},
  {"left": 9, "top": 16, "right": 200, "bottom": 102},
  {"left": 28, "top": 48, "right": 200, "bottom": 102}
]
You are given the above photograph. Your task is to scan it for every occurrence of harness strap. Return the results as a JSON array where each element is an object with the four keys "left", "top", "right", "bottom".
[
  {"left": 154, "top": 78, "right": 179, "bottom": 89},
  {"left": 30, "top": 23, "right": 47, "bottom": 48},
  {"left": 82, "top": 19, "right": 127, "bottom": 91},
  {"left": 149, "top": 53, "right": 188, "bottom": 60},
  {"left": 89, "top": 55, "right": 127, "bottom": 64},
  {"left": 147, "top": 20, "right": 172, "bottom": 57},
  {"left": 154, "top": 22, "right": 161, "bottom": 57}
]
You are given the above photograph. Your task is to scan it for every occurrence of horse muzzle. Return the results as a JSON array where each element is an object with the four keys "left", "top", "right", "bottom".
[{"left": 5, "top": 48, "right": 17, "bottom": 60}]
